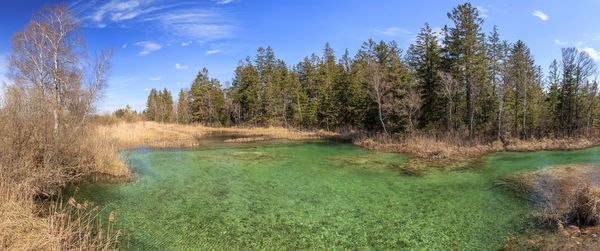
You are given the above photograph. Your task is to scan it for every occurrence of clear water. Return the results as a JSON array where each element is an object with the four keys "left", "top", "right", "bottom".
[{"left": 69, "top": 141, "right": 600, "bottom": 250}]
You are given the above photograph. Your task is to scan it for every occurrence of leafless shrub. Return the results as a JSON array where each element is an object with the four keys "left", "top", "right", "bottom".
[{"left": 568, "top": 183, "right": 600, "bottom": 226}]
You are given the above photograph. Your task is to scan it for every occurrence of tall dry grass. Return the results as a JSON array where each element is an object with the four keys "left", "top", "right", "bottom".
[
  {"left": 0, "top": 86, "right": 127, "bottom": 248},
  {"left": 0, "top": 179, "right": 120, "bottom": 249},
  {"left": 498, "top": 164, "right": 600, "bottom": 250},
  {"left": 98, "top": 121, "right": 339, "bottom": 149},
  {"left": 355, "top": 133, "right": 600, "bottom": 161}
]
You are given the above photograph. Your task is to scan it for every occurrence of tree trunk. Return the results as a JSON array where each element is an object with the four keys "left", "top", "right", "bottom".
[
  {"left": 497, "top": 99, "right": 503, "bottom": 140},
  {"left": 53, "top": 52, "right": 60, "bottom": 140},
  {"left": 522, "top": 83, "right": 527, "bottom": 138},
  {"left": 376, "top": 88, "right": 388, "bottom": 136},
  {"left": 467, "top": 79, "right": 474, "bottom": 137},
  {"left": 447, "top": 100, "right": 453, "bottom": 133}
]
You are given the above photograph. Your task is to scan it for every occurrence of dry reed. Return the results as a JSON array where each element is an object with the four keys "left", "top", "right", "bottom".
[
  {"left": 355, "top": 133, "right": 600, "bottom": 161},
  {"left": 98, "top": 121, "right": 338, "bottom": 148}
]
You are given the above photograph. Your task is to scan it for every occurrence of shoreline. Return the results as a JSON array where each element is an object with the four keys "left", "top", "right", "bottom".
[{"left": 99, "top": 121, "right": 600, "bottom": 162}]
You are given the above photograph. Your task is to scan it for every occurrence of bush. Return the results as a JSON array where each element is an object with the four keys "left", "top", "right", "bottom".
[{"left": 568, "top": 183, "right": 600, "bottom": 226}]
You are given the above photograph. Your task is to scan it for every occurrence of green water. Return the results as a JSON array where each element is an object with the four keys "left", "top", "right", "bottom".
[{"left": 70, "top": 141, "right": 600, "bottom": 250}]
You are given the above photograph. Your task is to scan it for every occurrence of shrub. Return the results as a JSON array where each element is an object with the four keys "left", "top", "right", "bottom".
[{"left": 568, "top": 183, "right": 600, "bottom": 226}]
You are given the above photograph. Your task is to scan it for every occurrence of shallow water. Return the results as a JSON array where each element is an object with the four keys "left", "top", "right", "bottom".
[{"left": 70, "top": 141, "right": 600, "bottom": 249}]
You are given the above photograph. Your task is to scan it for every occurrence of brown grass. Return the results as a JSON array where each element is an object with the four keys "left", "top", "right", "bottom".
[
  {"left": 0, "top": 86, "right": 128, "bottom": 249},
  {"left": 0, "top": 129, "right": 127, "bottom": 250},
  {"left": 355, "top": 134, "right": 600, "bottom": 161},
  {"left": 498, "top": 164, "right": 600, "bottom": 250},
  {"left": 0, "top": 179, "right": 120, "bottom": 249},
  {"left": 98, "top": 121, "right": 339, "bottom": 148}
]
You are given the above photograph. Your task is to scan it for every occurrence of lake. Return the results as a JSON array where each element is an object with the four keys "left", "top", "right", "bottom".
[{"left": 69, "top": 140, "right": 600, "bottom": 249}]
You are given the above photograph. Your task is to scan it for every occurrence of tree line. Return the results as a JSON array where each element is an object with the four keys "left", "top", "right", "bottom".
[{"left": 142, "top": 2, "right": 599, "bottom": 140}]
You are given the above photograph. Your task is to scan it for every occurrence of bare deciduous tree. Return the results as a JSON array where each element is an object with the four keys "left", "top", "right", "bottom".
[
  {"left": 438, "top": 71, "right": 459, "bottom": 132},
  {"left": 403, "top": 88, "right": 421, "bottom": 132},
  {"left": 8, "top": 3, "right": 93, "bottom": 140},
  {"left": 4, "top": 3, "right": 112, "bottom": 195},
  {"left": 368, "top": 61, "right": 389, "bottom": 136}
]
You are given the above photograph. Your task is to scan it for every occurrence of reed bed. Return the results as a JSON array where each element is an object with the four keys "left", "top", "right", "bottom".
[
  {"left": 355, "top": 134, "right": 600, "bottom": 161},
  {"left": 98, "top": 121, "right": 338, "bottom": 148}
]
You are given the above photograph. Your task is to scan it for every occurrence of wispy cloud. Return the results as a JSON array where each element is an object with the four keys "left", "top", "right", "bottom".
[
  {"left": 181, "top": 41, "right": 192, "bottom": 46},
  {"left": 580, "top": 47, "right": 600, "bottom": 61},
  {"left": 73, "top": 0, "right": 236, "bottom": 40},
  {"left": 122, "top": 43, "right": 127, "bottom": 48},
  {"left": 135, "top": 41, "right": 161, "bottom": 55},
  {"left": 205, "top": 49, "right": 221, "bottom": 55},
  {"left": 554, "top": 39, "right": 583, "bottom": 47},
  {"left": 149, "top": 77, "right": 162, "bottom": 81},
  {"left": 214, "top": 0, "right": 235, "bottom": 4},
  {"left": 554, "top": 39, "right": 567, "bottom": 46},
  {"left": 175, "top": 63, "right": 189, "bottom": 69},
  {"left": 532, "top": 10, "right": 548, "bottom": 21},
  {"left": 374, "top": 27, "right": 411, "bottom": 37},
  {"left": 476, "top": 6, "right": 489, "bottom": 18}
]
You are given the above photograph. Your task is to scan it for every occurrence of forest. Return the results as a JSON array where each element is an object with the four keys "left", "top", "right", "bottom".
[{"left": 139, "top": 3, "right": 599, "bottom": 142}]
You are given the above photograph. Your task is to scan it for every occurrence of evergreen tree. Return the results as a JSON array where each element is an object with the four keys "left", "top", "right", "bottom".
[
  {"left": 408, "top": 23, "right": 443, "bottom": 129},
  {"left": 145, "top": 88, "right": 159, "bottom": 121},
  {"left": 176, "top": 89, "right": 190, "bottom": 124},
  {"left": 444, "top": 2, "right": 487, "bottom": 137}
]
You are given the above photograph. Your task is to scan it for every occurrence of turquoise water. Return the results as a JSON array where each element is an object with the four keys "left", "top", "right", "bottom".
[{"left": 70, "top": 141, "right": 600, "bottom": 249}]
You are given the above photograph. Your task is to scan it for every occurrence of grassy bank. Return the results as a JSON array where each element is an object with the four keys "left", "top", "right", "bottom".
[
  {"left": 355, "top": 133, "right": 600, "bottom": 161},
  {"left": 97, "top": 121, "right": 340, "bottom": 149}
]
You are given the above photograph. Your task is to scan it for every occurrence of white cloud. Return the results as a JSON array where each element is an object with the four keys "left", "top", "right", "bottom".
[
  {"left": 86, "top": 0, "right": 168, "bottom": 23},
  {"left": 580, "top": 47, "right": 600, "bottom": 62},
  {"left": 477, "top": 6, "right": 489, "bottom": 18},
  {"left": 175, "top": 63, "right": 189, "bottom": 69},
  {"left": 73, "top": 1, "right": 236, "bottom": 40},
  {"left": 532, "top": 10, "right": 548, "bottom": 21},
  {"left": 122, "top": 43, "right": 127, "bottom": 48},
  {"left": 554, "top": 39, "right": 584, "bottom": 47},
  {"left": 144, "top": 88, "right": 150, "bottom": 91},
  {"left": 149, "top": 77, "right": 161, "bottom": 81},
  {"left": 554, "top": 39, "right": 567, "bottom": 45},
  {"left": 181, "top": 41, "right": 192, "bottom": 46},
  {"left": 375, "top": 27, "right": 411, "bottom": 37},
  {"left": 205, "top": 49, "right": 220, "bottom": 55},
  {"left": 135, "top": 41, "right": 162, "bottom": 55}
]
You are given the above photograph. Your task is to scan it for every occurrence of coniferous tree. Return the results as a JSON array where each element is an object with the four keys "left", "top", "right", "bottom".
[
  {"left": 176, "top": 89, "right": 190, "bottom": 124},
  {"left": 444, "top": 2, "right": 487, "bottom": 137},
  {"left": 145, "top": 88, "right": 159, "bottom": 121},
  {"left": 408, "top": 23, "right": 443, "bottom": 129}
]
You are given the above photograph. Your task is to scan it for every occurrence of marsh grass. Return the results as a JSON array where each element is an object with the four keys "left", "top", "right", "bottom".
[
  {"left": 0, "top": 179, "right": 120, "bottom": 250},
  {"left": 496, "top": 164, "right": 600, "bottom": 250},
  {"left": 97, "top": 121, "right": 338, "bottom": 149},
  {"left": 356, "top": 133, "right": 600, "bottom": 161}
]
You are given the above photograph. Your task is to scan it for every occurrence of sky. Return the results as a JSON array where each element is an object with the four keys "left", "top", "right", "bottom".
[{"left": 2, "top": 0, "right": 600, "bottom": 113}]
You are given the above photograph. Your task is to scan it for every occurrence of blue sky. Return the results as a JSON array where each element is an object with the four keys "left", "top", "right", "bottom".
[{"left": 2, "top": 0, "right": 600, "bottom": 113}]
